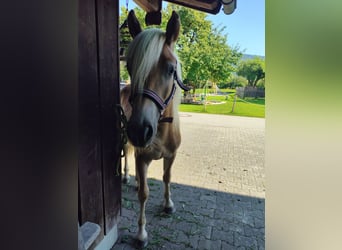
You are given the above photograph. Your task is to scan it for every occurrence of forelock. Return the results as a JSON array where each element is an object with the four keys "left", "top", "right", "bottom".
[{"left": 126, "top": 29, "right": 166, "bottom": 90}]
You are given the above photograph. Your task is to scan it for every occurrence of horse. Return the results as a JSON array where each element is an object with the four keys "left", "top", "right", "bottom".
[{"left": 120, "top": 10, "right": 189, "bottom": 248}]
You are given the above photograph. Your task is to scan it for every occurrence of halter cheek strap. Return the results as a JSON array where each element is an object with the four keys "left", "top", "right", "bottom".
[
  {"left": 173, "top": 70, "right": 190, "bottom": 92},
  {"left": 142, "top": 82, "right": 176, "bottom": 115}
]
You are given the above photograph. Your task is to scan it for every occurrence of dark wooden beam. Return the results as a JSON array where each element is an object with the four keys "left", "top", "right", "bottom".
[
  {"left": 78, "top": 0, "right": 104, "bottom": 239},
  {"left": 96, "top": 0, "right": 122, "bottom": 234}
]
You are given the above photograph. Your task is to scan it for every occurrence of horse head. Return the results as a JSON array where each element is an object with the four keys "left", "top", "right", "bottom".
[{"left": 125, "top": 10, "right": 181, "bottom": 147}]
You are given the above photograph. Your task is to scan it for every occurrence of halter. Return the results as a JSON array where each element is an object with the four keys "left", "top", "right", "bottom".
[{"left": 130, "top": 62, "right": 190, "bottom": 122}]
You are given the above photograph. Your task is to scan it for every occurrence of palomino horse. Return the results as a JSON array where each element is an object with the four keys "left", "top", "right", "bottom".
[{"left": 120, "top": 10, "right": 189, "bottom": 248}]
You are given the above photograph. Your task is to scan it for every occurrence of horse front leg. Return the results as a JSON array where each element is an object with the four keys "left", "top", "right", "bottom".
[
  {"left": 135, "top": 155, "right": 150, "bottom": 248},
  {"left": 122, "top": 143, "right": 130, "bottom": 184},
  {"left": 163, "top": 154, "right": 176, "bottom": 214}
]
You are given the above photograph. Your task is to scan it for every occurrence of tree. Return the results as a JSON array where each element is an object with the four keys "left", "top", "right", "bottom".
[
  {"left": 175, "top": 6, "right": 242, "bottom": 92},
  {"left": 236, "top": 57, "right": 265, "bottom": 87},
  {"left": 119, "top": 4, "right": 242, "bottom": 92},
  {"left": 205, "top": 26, "right": 242, "bottom": 86}
]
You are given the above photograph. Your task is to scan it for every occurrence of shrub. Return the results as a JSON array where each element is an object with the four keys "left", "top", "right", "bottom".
[
  {"left": 221, "top": 75, "right": 248, "bottom": 89},
  {"left": 256, "top": 78, "right": 265, "bottom": 88}
]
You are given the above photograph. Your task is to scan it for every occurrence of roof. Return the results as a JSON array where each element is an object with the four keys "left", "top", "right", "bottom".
[{"left": 133, "top": 0, "right": 236, "bottom": 15}]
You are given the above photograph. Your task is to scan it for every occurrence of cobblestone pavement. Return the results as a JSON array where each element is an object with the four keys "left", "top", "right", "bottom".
[{"left": 112, "top": 112, "right": 265, "bottom": 250}]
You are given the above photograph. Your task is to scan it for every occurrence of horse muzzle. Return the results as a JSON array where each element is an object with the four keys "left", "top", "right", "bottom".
[
  {"left": 127, "top": 120, "right": 155, "bottom": 147},
  {"left": 127, "top": 97, "right": 159, "bottom": 148}
]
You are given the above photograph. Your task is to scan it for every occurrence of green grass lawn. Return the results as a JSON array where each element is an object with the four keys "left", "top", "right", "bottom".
[{"left": 179, "top": 91, "right": 265, "bottom": 118}]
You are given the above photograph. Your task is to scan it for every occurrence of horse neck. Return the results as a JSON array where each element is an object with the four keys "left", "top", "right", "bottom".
[
  {"left": 156, "top": 100, "right": 181, "bottom": 151},
  {"left": 163, "top": 99, "right": 179, "bottom": 125}
]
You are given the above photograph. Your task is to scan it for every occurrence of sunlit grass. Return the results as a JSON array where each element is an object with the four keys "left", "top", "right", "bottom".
[{"left": 179, "top": 92, "right": 265, "bottom": 118}]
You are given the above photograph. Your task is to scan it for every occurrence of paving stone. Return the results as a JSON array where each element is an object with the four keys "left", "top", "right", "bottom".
[
  {"left": 214, "top": 210, "right": 235, "bottom": 222},
  {"left": 210, "top": 240, "right": 222, "bottom": 250},
  {"left": 174, "top": 220, "right": 193, "bottom": 232},
  {"left": 198, "top": 239, "right": 211, "bottom": 250},
  {"left": 197, "top": 207, "right": 215, "bottom": 218},
  {"left": 205, "top": 218, "right": 217, "bottom": 227},
  {"left": 196, "top": 225, "right": 212, "bottom": 239},
  {"left": 254, "top": 217, "right": 264, "bottom": 229},
  {"left": 189, "top": 235, "right": 200, "bottom": 249},
  {"left": 243, "top": 225, "right": 255, "bottom": 237},
  {"left": 221, "top": 241, "right": 236, "bottom": 250},
  {"left": 211, "top": 227, "right": 234, "bottom": 243},
  {"left": 181, "top": 211, "right": 202, "bottom": 224},
  {"left": 200, "top": 194, "right": 217, "bottom": 202},
  {"left": 246, "top": 210, "right": 264, "bottom": 221},
  {"left": 234, "top": 232, "right": 258, "bottom": 248},
  {"left": 257, "top": 237, "right": 265, "bottom": 250},
  {"left": 206, "top": 201, "right": 217, "bottom": 210},
  {"left": 160, "top": 241, "right": 186, "bottom": 250},
  {"left": 241, "top": 212, "right": 255, "bottom": 227},
  {"left": 225, "top": 223, "right": 245, "bottom": 234}
]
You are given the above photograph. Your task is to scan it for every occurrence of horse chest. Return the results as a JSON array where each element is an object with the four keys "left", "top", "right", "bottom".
[{"left": 145, "top": 141, "right": 171, "bottom": 160}]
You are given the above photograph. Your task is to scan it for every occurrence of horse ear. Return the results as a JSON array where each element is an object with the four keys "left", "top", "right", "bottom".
[
  {"left": 165, "top": 11, "right": 180, "bottom": 46},
  {"left": 127, "top": 10, "right": 142, "bottom": 38}
]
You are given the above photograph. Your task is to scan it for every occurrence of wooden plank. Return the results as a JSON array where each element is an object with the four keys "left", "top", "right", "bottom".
[
  {"left": 96, "top": 0, "right": 122, "bottom": 234},
  {"left": 78, "top": 0, "right": 104, "bottom": 235}
]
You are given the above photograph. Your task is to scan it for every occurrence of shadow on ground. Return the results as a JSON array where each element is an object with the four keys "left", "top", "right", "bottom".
[{"left": 112, "top": 176, "right": 264, "bottom": 250}]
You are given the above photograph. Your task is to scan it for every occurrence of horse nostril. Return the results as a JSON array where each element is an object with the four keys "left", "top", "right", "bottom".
[
  {"left": 143, "top": 124, "right": 153, "bottom": 143},
  {"left": 127, "top": 121, "right": 154, "bottom": 147}
]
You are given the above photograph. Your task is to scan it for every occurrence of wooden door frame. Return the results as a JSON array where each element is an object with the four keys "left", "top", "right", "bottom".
[{"left": 78, "top": 0, "right": 121, "bottom": 244}]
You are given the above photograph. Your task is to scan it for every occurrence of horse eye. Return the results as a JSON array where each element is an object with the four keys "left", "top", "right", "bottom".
[{"left": 168, "top": 65, "right": 175, "bottom": 75}]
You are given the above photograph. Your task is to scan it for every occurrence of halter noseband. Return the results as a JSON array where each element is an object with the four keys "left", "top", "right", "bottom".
[{"left": 130, "top": 62, "right": 190, "bottom": 119}]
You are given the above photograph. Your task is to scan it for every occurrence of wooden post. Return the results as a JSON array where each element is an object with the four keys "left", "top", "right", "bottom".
[
  {"left": 96, "top": 0, "right": 121, "bottom": 234},
  {"left": 203, "top": 82, "right": 207, "bottom": 111},
  {"left": 231, "top": 94, "right": 237, "bottom": 113},
  {"left": 79, "top": 0, "right": 104, "bottom": 234}
]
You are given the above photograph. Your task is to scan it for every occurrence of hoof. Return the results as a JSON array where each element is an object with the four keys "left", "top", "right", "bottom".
[
  {"left": 164, "top": 206, "right": 176, "bottom": 214},
  {"left": 122, "top": 176, "right": 130, "bottom": 184},
  {"left": 135, "top": 238, "right": 148, "bottom": 249}
]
